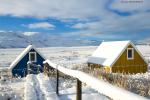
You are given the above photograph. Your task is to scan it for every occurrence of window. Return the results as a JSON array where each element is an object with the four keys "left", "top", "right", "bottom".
[
  {"left": 127, "top": 48, "right": 134, "bottom": 60},
  {"left": 29, "top": 52, "right": 37, "bottom": 62}
]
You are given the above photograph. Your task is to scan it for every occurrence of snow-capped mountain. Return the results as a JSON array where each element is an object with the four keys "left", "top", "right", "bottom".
[{"left": 0, "top": 31, "right": 99, "bottom": 48}]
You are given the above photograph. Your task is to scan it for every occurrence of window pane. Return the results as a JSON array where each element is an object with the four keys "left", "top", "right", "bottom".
[
  {"left": 128, "top": 49, "right": 132, "bottom": 58},
  {"left": 30, "top": 53, "right": 35, "bottom": 61}
]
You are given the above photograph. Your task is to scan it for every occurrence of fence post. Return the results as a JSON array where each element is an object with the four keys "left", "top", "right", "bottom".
[
  {"left": 27, "top": 63, "right": 30, "bottom": 75},
  {"left": 76, "top": 79, "right": 82, "bottom": 100},
  {"left": 56, "top": 69, "right": 59, "bottom": 95}
]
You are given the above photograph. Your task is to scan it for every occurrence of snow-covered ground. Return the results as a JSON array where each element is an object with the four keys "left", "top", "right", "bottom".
[
  {"left": 0, "top": 45, "right": 150, "bottom": 69},
  {"left": 0, "top": 73, "right": 110, "bottom": 100},
  {"left": 25, "top": 73, "right": 110, "bottom": 100},
  {"left": 0, "top": 46, "right": 96, "bottom": 68},
  {"left": 0, "top": 45, "right": 150, "bottom": 100},
  {"left": 0, "top": 78, "right": 25, "bottom": 100},
  {"left": 59, "top": 86, "right": 109, "bottom": 100}
]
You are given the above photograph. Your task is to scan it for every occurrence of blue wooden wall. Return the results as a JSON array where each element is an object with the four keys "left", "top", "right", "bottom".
[{"left": 12, "top": 49, "right": 45, "bottom": 77}]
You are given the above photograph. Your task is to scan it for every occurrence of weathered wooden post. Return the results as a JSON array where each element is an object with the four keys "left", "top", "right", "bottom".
[
  {"left": 44, "top": 63, "right": 49, "bottom": 76},
  {"left": 76, "top": 79, "right": 82, "bottom": 100},
  {"left": 27, "top": 61, "right": 30, "bottom": 75},
  {"left": 56, "top": 69, "right": 59, "bottom": 95},
  {"left": 37, "top": 65, "right": 40, "bottom": 74},
  {"left": 43, "top": 63, "right": 46, "bottom": 75}
]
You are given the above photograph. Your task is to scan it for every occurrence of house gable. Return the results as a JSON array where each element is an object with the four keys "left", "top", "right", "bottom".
[
  {"left": 112, "top": 44, "right": 147, "bottom": 73},
  {"left": 12, "top": 48, "right": 45, "bottom": 77}
]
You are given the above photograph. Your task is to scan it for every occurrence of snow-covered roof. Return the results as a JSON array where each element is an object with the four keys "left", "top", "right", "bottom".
[
  {"left": 88, "top": 57, "right": 106, "bottom": 65},
  {"left": 88, "top": 40, "right": 147, "bottom": 67},
  {"left": 9, "top": 45, "right": 45, "bottom": 70}
]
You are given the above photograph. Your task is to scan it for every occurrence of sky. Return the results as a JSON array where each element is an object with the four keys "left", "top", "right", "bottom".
[{"left": 0, "top": 0, "right": 150, "bottom": 46}]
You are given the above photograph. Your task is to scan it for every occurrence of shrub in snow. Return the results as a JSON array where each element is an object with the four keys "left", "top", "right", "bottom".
[{"left": 81, "top": 66, "right": 150, "bottom": 98}]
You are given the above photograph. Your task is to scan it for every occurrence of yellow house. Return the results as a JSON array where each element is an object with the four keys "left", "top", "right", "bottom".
[{"left": 87, "top": 41, "right": 148, "bottom": 74}]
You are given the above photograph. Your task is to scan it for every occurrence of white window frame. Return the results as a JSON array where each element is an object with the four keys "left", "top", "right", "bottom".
[
  {"left": 29, "top": 52, "right": 37, "bottom": 62},
  {"left": 127, "top": 48, "right": 134, "bottom": 60}
]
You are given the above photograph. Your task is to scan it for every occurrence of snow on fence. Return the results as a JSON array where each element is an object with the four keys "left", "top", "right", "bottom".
[{"left": 44, "top": 59, "right": 148, "bottom": 100}]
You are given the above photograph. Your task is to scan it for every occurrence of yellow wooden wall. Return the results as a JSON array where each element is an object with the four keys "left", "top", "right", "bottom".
[
  {"left": 111, "top": 44, "right": 147, "bottom": 74},
  {"left": 88, "top": 63, "right": 111, "bottom": 73}
]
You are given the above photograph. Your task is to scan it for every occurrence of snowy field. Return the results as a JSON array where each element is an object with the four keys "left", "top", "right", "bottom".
[
  {"left": 0, "top": 45, "right": 150, "bottom": 100},
  {"left": 0, "top": 78, "right": 25, "bottom": 100},
  {"left": 0, "top": 45, "right": 150, "bottom": 69},
  {"left": 0, "top": 46, "right": 97, "bottom": 68},
  {"left": 0, "top": 73, "right": 110, "bottom": 100},
  {"left": 25, "top": 73, "right": 110, "bottom": 100}
]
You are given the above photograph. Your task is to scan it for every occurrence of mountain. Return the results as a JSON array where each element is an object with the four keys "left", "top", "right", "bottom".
[
  {"left": 0, "top": 31, "right": 100, "bottom": 48},
  {"left": 137, "top": 38, "right": 150, "bottom": 45}
]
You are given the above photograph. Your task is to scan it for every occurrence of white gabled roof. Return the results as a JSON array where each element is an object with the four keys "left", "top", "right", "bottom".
[
  {"left": 9, "top": 45, "right": 45, "bottom": 70},
  {"left": 88, "top": 40, "right": 147, "bottom": 67}
]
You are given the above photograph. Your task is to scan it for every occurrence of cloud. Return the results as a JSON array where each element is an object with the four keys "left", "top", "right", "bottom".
[
  {"left": 72, "top": 23, "right": 88, "bottom": 29},
  {"left": 0, "top": 0, "right": 110, "bottom": 19},
  {"left": 72, "top": 22, "right": 99, "bottom": 30},
  {"left": 23, "top": 22, "right": 55, "bottom": 29},
  {"left": 68, "top": 1, "right": 150, "bottom": 36},
  {"left": 110, "top": 0, "right": 150, "bottom": 13},
  {"left": 22, "top": 32, "right": 39, "bottom": 36},
  {"left": 71, "top": 11, "right": 150, "bottom": 34},
  {"left": 0, "top": 30, "right": 6, "bottom": 32}
]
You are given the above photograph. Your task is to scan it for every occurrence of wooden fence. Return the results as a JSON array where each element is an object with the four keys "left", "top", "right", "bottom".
[{"left": 43, "top": 59, "right": 148, "bottom": 100}]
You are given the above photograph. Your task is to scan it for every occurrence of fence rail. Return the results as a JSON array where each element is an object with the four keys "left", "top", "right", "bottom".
[{"left": 43, "top": 59, "right": 148, "bottom": 100}]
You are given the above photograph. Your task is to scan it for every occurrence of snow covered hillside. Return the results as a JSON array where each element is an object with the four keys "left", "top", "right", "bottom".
[{"left": 0, "top": 31, "right": 99, "bottom": 48}]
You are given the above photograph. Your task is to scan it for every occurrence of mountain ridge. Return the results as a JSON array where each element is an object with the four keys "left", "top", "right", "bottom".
[{"left": 0, "top": 31, "right": 100, "bottom": 48}]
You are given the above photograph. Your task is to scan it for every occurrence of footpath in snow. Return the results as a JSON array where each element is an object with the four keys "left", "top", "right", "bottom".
[
  {"left": 37, "top": 74, "right": 59, "bottom": 100},
  {"left": 25, "top": 73, "right": 58, "bottom": 100},
  {"left": 25, "top": 73, "right": 110, "bottom": 100}
]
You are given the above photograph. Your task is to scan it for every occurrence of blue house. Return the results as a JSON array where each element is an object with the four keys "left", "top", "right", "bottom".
[{"left": 9, "top": 45, "right": 45, "bottom": 77}]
